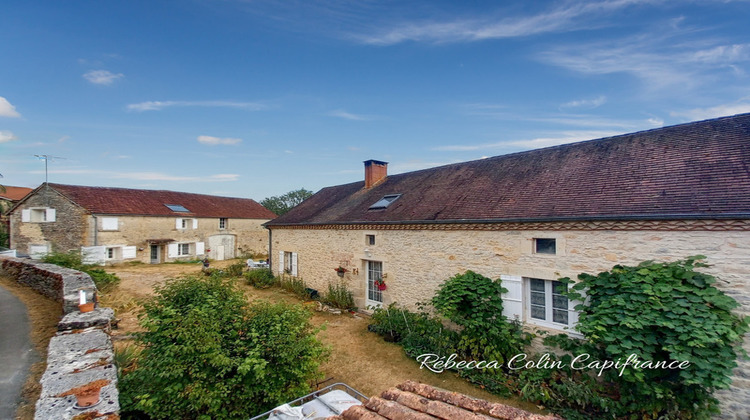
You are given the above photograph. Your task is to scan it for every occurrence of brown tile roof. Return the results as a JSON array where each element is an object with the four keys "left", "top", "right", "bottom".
[
  {"left": 0, "top": 186, "right": 33, "bottom": 201},
  {"left": 41, "top": 183, "right": 276, "bottom": 219},
  {"left": 269, "top": 113, "right": 750, "bottom": 227},
  {"left": 329, "top": 381, "right": 561, "bottom": 420}
]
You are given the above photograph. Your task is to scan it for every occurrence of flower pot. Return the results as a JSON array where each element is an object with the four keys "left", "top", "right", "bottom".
[
  {"left": 78, "top": 302, "right": 95, "bottom": 313},
  {"left": 337, "top": 271, "right": 345, "bottom": 277},
  {"left": 74, "top": 386, "right": 101, "bottom": 408}
]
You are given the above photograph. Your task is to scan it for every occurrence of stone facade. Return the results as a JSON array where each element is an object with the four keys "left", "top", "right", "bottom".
[
  {"left": 270, "top": 222, "right": 750, "bottom": 420},
  {"left": 10, "top": 187, "right": 269, "bottom": 262}
]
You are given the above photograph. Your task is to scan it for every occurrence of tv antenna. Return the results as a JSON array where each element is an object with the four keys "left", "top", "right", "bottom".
[{"left": 34, "top": 154, "right": 66, "bottom": 206}]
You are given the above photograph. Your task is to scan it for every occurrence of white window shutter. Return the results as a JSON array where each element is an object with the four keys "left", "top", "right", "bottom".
[
  {"left": 500, "top": 275, "right": 524, "bottom": 321},
  {"left": 196, "top": 242, "right": 205, "bottom": 255},
  {"left": 278, "top": 250, "right": 284, "bottom": 274},
  {"left": 81, "top": 246, "right": 106, "bottom": 265},
  {"left": 102, "top": 217, "right": 118, "bottom": 230},
  {"left": 21, "top": 209, "right": 31, "bottom": 222},
  {"left": 192, "top": 218, "right": 198, "bottom": 229},
  {"left": 168, "top": 243, "right": 178, "bottom": 258},
  {"left": 45, "top": 208, "right": 56, "bottom": 222},
  {"left": 122, "top": 246, "right": 137, "bottom": 259},
  {"left": 291, "top": 252, "right": 298, "bottom": 276},
  {"left": 175, "top": 218, "right": 182, "bottom": 229}
]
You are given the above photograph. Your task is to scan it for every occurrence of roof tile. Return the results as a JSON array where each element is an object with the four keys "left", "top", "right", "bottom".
[
  {"left": 270, "top": 113, "right": 750, "bottom": 226},
  {"left": 44, "top": 184, "right": 276, "bottom": 219}
]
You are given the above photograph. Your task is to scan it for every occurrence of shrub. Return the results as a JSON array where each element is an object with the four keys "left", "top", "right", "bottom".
[
  {"left": 369, "top": 303, "right": 458, "bottom": 358},
  {"left": 278, "top": 274, "right": 308, "bottom": 299},
  {"left": 321, "top": 281, "right": 356, "bottom": 310},
  {"left": 42, "top": 251, "right": 120, "bottom": 291},
  {"left": 432, "top": 270, "right": 533, "bottom": 363},
  {"left": 224, "top": 260, "right": 246, "bottom": 277},
  {"left": 245, "top": 269, "right": 276, "bottom": 288},
  {"left": 547, "top": 257, "right": 749, "bottom": 419},
  {"left": 119, "top": 275, "right": 327, "bottom": 420}
]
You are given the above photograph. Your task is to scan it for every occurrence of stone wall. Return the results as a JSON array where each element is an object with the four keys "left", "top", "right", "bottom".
[
  {"left": 0, "top": 256, "right": 119, "bottom": 419},
  {"left": 9, "top": 186, "right": 270, "bottom": 261},
  {"left": 9, "top": 187, "right": 88, "bottom": 255},
  {"left": 270, "top": 223, "right": 750, "bottom": 420},
  {"left": 91, "top": 215, "right": 269, "bottom": 262}
]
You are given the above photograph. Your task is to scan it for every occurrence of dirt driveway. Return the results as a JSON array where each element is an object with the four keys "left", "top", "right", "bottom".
[{"left": 101, "top": 260, "right": 543, "bottom": 413}]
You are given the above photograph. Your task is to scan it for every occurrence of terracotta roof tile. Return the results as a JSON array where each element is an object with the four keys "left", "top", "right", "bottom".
[
  {"left": 269, "top": 113, "right": 750, "bottom": 226},
  {"left": 0, "top": 186, "right": 33, "bottom": 201},
  {"left": 44, "top": 184, "right": 276, "bottom": 219},
  {"left": 330, "top": 381, "right": 561, "bottom": 420}
]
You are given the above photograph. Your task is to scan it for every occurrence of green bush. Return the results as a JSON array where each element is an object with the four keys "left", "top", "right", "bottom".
[
  {"left": 547, "top": 257, "right": 749, "bottom": 419},
  {"left": 278, "top": 274, "right": 308, "bottom": 299},
  {"left": 369, "top": 303, "right": 458, "bottom": 358},
  {"left": 244, "top": 269, "right": 276, "bottom": 288},
  {"left": 432, "top": 270, "right": 533, "bottom": 363},
  {"left": 321, "top": 281, "right": 356, "bottom": 310},
  {"left": 224, "top": 260, "right": 246, "bottom": 277},
  {"left": 119, "top": 275, "right": 327, "bottom": 420},
  {"left": 42, "top": 251, "right": 120, "bottom": 291}
]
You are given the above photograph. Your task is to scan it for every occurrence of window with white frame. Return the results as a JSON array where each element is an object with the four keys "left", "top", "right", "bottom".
[
  {"left": 527, "top": 278, "right": 579, "bottom": 330},
  {"left": 22, "top": 208, "right": 56, "bottom": 223},
  {"left": 219, "top": 218, "right": 227, "bottom": 229},
  {"left": 178, "top": 243, "right": 190, "bottom": 256},
  {"left": 278, "top": 251, "right": 298, "bottom": 276},
  {"left": 176, "top": 218, "right": 198, "bottom": 230}
]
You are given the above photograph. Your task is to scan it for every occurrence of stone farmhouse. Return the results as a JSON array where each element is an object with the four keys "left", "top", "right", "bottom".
[
  {"left": 9, "top": 183, "right": 276, "bottom": 264},
  {"left": 266, "top": 113, "right": 750, "bottom": 414}
]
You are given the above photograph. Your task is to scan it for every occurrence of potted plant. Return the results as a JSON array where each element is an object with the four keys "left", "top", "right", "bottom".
[
  {"left": 374, "top": 278, "right": 387, "bottom": 291},
  {"left": 334, "top": 266, "right": 348, "bottom": 277},
  {"left": 78, "top": 290, "right": 95, "bottom": 313}
]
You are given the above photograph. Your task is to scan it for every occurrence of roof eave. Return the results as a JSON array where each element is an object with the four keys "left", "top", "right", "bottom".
[{"left": 265, "top": 213, "right": 750, "bottom": 228}]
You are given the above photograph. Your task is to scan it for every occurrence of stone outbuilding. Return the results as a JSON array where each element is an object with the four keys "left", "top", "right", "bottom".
[
  {"left": 266, "top": 113, "right": 750, "bottom": 418},
  {"left": 9, "top": 183, "right": 276, "bottom": 263}
]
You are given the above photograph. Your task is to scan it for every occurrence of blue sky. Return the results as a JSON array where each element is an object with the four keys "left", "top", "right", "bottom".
[{"left": 2, "top": 0, "right": 749, "bottom": 200}]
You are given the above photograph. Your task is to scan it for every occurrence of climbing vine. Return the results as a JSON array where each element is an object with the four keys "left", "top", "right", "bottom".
[{"left": 548, "top": 256, "right": 749, "bottom": 418}]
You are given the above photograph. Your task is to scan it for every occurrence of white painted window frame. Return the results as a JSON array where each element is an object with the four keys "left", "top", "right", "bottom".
[{"left": 524, "top": 277, "right": 580, "bottom": 332}]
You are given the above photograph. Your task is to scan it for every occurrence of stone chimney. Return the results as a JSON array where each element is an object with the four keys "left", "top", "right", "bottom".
[{"left": 364, "top": 160, "right": 388, "bottom": 189}]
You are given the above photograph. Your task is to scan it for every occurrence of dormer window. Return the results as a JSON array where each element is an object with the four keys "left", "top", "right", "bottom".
[{"left": 369, "top": 194, "right": 401, "bottom": 210}]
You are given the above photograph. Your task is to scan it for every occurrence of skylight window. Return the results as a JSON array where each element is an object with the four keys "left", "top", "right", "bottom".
[
  {"left": 369, "top": 194, "right": 401, "bottom": 210},
  {"left": 165, "top": 204, "right": 190, "bottom": 213}
]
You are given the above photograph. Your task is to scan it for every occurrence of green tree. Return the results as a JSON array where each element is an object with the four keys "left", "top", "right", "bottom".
[
  {"left": 261, "top": 188, "right": 313, "bottom": 216},
  {"left": 120, "top": 275, "right": 327, "bottom": 419}
]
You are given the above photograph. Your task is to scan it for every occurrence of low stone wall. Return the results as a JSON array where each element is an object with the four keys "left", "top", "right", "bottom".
[{"left": 0, "top": 256, "right": 120, "bottom": 419}]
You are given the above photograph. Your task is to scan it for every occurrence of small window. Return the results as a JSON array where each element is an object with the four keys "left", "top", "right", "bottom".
[
  {"left": 529, "top": 278, "right": 570, "bottom": 326},
  {"left": 181, "top": 219, "right": 188, "bottom": 229},
  {"left": 219, "top": 218, "right": 227, "bottom": 229},
  {"left": 106, "top": 247, "right": 118, "bottom": 259},
  {"left": 31, "top": 209, "right": 47, "bottom": 222},
  {"left": 366, "top": 235, "right": 375, "bottom": 246},
  {"left": 534, "top": 238, "right": 556, "bottom": 255},
  {"left": 369, "top": 194, "right": 401, "bottom": 210},
  {"left": 178, "top": 243, "right": 190, "bottom": 256},
  {"left": 165, "top": 204, "right": 190, "bottom": 212}
]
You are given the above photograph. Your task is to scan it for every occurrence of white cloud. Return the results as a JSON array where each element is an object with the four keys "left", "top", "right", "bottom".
[
  {"left": 327, "top": 109, "right": 375, "bottom": 121},
  {"left": 83, "top": 70, "right": 124, "bottom": 85},
  {"left": 111, "top": 172, "right": 239, "bottom": 182},
  {"left": 0, "top": 130, "right": 18, "bottom": 143},
  {"left": 353, "top": 0, "right": 656, "bottom": 45},
  {"left": 670, "top": 102, "right": 750, "bottom": 120},
  {"left": 560, "top": 96, "right": 607, "bottom": 110},
  {"left": 127, "top": 100, "right": 267, "bottom": 112},
  {"left": 197, "top": 135, "right": 243, "bottom": 145},
  {"left": 433, "top": 130, "right": 624, "bottom": 152},
  {"left": 0, "top": 97, "right": 22, "bottom": 118}
]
